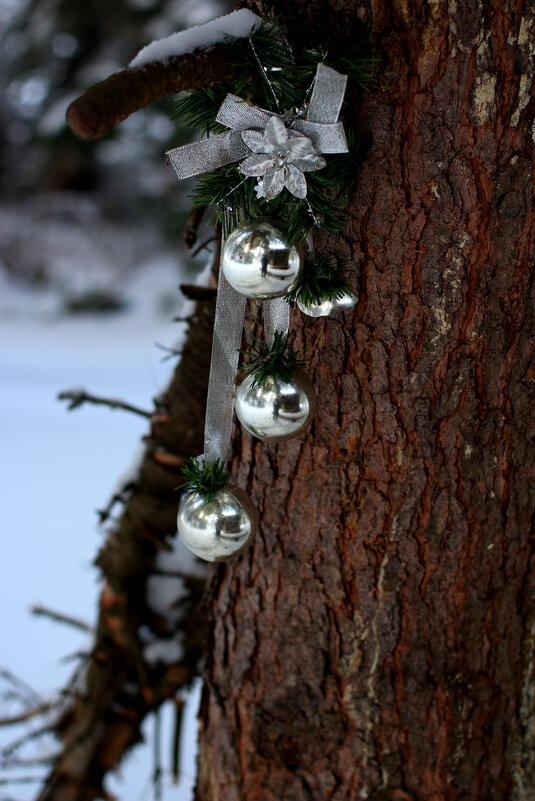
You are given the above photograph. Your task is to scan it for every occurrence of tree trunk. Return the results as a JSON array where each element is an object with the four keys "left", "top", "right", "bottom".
[{"left": 196, "top": 2, "right": 535, "bottom": 800}]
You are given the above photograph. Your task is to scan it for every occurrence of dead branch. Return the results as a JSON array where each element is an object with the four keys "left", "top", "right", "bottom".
[
  {"left": 31, "top": 605, "right": 92, "bottom": 634},
  {"left": 36, "top": 291, "right": 216, "bottom": 801},
  {"left": 66, "top": 45, "right": 236, "bottom": 140},
  {"left": 57, "top": 389, "right": 152, "bottom": 418},
  {"left": 183, "top": 206, "right": 206, "bottom": 249},
  {"left": 179, "top": 284, "right": 217, "bottom": 301},
  {"left": 0, "top": 704, "right": 51, "bottom": 728}
]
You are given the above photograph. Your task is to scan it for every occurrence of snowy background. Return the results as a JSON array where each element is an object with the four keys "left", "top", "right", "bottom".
[{"left": 0, "top": 0, "right": 230, "bottom": 797}]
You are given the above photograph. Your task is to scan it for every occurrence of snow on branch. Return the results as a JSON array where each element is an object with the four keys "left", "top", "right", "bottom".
[
  {"left": 65, "top": 9, "right": 261, "bottom": 140},
  {"left": 129, "top": 9, "right": 261, "bottom": 67}
]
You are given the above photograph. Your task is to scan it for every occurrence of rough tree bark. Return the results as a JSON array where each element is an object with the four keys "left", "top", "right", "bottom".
[
  {"left": 33, "top": 1, "right": 535, "bottom": 800},
  {"left": 195, "top": 2, "right": 535, "bottom": 800}
]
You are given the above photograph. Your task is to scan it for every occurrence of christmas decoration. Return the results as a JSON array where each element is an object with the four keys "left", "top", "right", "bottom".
[
  {"left": 164, "top": 16, "right": 374, "bottom": 560},
  {"left": 239, "top": 116, "right": 326, "bottom": 200},
  {"left": 287, "top": 254, "right": 358, "bottom": 316},
  {"left": 235, "top": 369, "right": 315, "bottom": 441},
  {"left": 297, "top": 289, "right": 358, "bottom": 317},
  {"left": 177, "top": 458, "right": 258, "bottom": 561},
  {"left": 221, "top": 221, "right": 301, "bottom": 299},
  {"left": 235, "top": 332, "right": 315, "bottom": 441},
  {"left": 166, "top": 64, "right": 348, "bottom": 199},
  {"left": 178, "top": 487, "right": 258, "bottom": 562}
]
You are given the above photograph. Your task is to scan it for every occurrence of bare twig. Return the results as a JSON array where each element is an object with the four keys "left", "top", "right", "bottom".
[
  {"left": 31, "top": 605, "right": 92, "bottom": 634},
  {"left": 153, "top": 709, "right": 162, "bottom": 801},
  {"left": 0, "top": 668, "right": 42, "bottom": 707},
  {"left": 97, "top": 481, "right": 137, "bottom": 525},
  {"left": 155, "top": 343, "right": 184, "bottom": 363},
  {"left": 183, "top": 206, "right": 206, "bottom": 249},
  {"left": 66, "top": 46, "right": 236, "bottom": 140},
  {"left": 191, "top": 236, "right": 218, "bottom": 258},
  {"left": 171, "top": 696, "right": 185, "bottom": 783},
  {"left": 0, "top": 704, "right": 51, "bottom": 728},
  {"left": 58, "top": 389, "right": 152, "bottom": 419},
  {"left": 1, "top": 724, "right": 53, "bottom": 759},
  {"left": 0, "top": 776, "right": 45, "bottom": 786}
]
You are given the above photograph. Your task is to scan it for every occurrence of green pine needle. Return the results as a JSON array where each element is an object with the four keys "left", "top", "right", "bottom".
[
  {"left": 171, "top": 23, "right": 377, "bottom": 246},
  {"left": 178, "top": 457, "right": 229, "bottom": 502},
  {"left": 240, "top": 332, "right": 309, "bottom": 387},
  {"left": 286, "top": 255, "right": 356, "bottom": 306}
]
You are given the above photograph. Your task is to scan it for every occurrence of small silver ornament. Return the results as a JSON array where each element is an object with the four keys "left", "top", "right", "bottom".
[
  {"left": 297, "top": 289, "right": 358, "bottom": 317},
  {"left": 222, "top": 222, "right": 301, "bottom": 299},
  {"left": 235, "top": 368, "right": 316, "bottom": 441},
  {"left": 177, "top": 486, "right": 258, "bottom": 563}
]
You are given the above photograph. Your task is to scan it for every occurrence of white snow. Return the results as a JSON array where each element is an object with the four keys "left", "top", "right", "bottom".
[
  {"left": 129, "top": 8, "right": 261, "bottom": 68},
  {"left": 143, "top": 636, "right": 184, "bottom": 666},
  {"left": 0, "top": 194, "right": 211, "bottom": 800},
  {"left": 146, "top": 574, "right": 189, "bottom": 624},
  {"left": 154, "top": 530, "right": 208, "bottom": 579}
]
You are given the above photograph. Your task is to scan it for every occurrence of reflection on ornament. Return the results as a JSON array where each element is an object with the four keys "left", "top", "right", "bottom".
[
  {"left": 177, "top": 486, "right": 258, "bottom": 562},
  {"left": 235, "top": 368, "right": 315, "bottom": 441},
  {"left": 222, "top": 221, "right": 301, "bottom": 299},
  {"left": 297, "top": 289, "right": 358, "bottom": 317}
]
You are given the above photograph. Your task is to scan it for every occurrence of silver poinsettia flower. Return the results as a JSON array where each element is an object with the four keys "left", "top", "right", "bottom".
[{"left": 238, "top": 116, "right": 327, "bottom": 201}]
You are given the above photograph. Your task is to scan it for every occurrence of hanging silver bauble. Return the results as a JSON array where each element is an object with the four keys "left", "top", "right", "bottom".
[
  {"left": 222, "top": 221, "right": 301, "bottom": 299},
  {"left": 297, "top": 289, "right": 358, "bottom": 317},
  {"left": 235, "top": 368, "right": 316, "bottom": 441},
  {"left": 177, "top": 486, "right": 258, "bottom": 562}
]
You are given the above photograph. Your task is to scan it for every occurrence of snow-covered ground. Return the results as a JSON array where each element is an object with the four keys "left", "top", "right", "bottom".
[{"left": 0, "top": 195, "right": 209, "bottom": 800}]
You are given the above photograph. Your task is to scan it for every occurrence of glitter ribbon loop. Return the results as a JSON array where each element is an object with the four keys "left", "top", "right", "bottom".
[{"left": 166, "top": 63, "right": 348, "bottom": 182}]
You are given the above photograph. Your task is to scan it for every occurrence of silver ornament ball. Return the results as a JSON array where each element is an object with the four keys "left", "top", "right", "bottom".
[
  {"left": 235, "top": 368, "right": 316, "bottom": 441},
  {"left": 222, "top": 221, "right": 301, "bottom": 299},
  {"left": 177, "top": 486, "right": 258, "bottom": 562},
  {"left": 297, "top": 289, "right": 358, "bottom": 317}
]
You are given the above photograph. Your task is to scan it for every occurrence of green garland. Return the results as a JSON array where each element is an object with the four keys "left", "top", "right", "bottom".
[
  {"left": 173, "top": 24, "right": 376, "bottom": 246},
  {"left": 179, "top": 457, "right": 229, "bottom": 502},
  {"left": 286, "top": 254, "right": 355, "bottom": 307},
  {"left": 240, "top": 331, "right": 309, "bottom": 387}
]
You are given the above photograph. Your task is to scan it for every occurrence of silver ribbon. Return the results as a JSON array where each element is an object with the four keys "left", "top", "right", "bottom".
[
  {"left": 203, "top": 249, "right": 246, "bottom": 464},
  {"left": 166, "top": 63, "right": 348, "bottom": 180},
  {"left": 263, "top": 297, "right": 290, "bottom": 347}
]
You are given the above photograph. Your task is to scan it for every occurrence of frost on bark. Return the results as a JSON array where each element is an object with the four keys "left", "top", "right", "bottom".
[{"left": 196, "top": 2, "right": 535, "bottom": 800}]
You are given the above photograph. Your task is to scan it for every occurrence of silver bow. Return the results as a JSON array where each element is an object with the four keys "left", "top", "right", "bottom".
[{"left": 166, "top": 63, "right": 348, "bottom": 200}]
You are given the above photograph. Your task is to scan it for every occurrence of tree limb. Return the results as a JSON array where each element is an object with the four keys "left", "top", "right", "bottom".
[
  {"left": 36, "top": 293, "right": 216, "bottom": 801},
  {"left": 66, "top": 45, "right": 236, "bottom": 140}
]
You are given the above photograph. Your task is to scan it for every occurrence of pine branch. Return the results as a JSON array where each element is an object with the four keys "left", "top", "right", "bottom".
[
  {"left": 179, "top": 457, "right": 229, "bottom": 502},
  {"left": 66, "top": 44, "right": 237, "bottom": 140},
  {"left": 240, "top": 331, "right": 309, "bottom": 386}
]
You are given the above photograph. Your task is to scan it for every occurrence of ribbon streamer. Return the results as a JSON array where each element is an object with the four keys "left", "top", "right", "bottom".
[
  {"left": 166, "top": 63, "right": 348, "bottom": 181},
  {"left": 263, "top": 298, "right": 290, "bottom": 347},
  {"left": 203, "top": 255, "right": 246, "bottom": 464}
]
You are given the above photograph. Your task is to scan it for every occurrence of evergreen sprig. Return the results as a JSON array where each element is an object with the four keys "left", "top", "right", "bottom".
[
  {"left": 172, "top": 23, "right": 376, "bottom": 246},
  {"left": 286, "top": 254, "right": 356, "bottom": 306},
  {"left": 179, "top": 457, "right": 229, "bottom": 502},
  {"left": 240, "top": 331, "right": 309, "bottom": 387}
]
